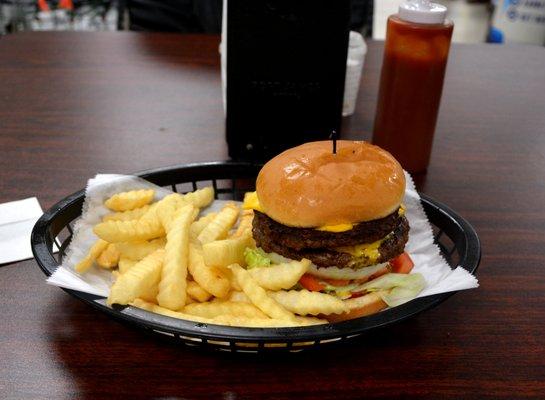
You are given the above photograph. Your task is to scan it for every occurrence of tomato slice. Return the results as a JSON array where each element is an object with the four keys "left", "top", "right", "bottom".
[
  {"left": 390, "top": 252, "right": 414, "bottom": 274},
  {"left": 322, "top": 278, "right": 351, "bottom": 287},
  {"left": 299, "top": 274, "right": 325, "bottom": 292}
]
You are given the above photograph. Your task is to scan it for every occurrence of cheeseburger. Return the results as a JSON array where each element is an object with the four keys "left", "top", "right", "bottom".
[{"left": 244, "top": 141, "right": 417, "bottom": 318}]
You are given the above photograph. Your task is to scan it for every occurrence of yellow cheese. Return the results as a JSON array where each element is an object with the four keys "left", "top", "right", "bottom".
[
  {"left": 243, "top": 192, "right": 264, "bottom": 212},
  {"left": 321, "top": 204, "right": 404, "bottom": 233},
  {"left": 321, "top": 204, "right": 404, "bottom": 232},
  {"left": 243, "top": 192, "right": 354, "bottom": 232},
  {"left": 336, "top": 236, "right": 388, "bottom": 264},
  {"left": 316, "top": 223, "right": 354, "bottom": 233}
]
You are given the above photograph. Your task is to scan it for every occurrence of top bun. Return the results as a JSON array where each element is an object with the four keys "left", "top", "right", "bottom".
[{"left": 256, "top": 141, "right": 406, "bottom": 227}]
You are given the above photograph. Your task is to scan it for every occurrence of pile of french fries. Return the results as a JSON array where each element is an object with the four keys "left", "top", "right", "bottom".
[{"left": 75, "top": 187, "right": 350, "bottom": 328}]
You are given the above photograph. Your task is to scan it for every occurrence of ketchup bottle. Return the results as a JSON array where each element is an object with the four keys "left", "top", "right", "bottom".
[{"left": 372, "top": 0, "right": 453, "bottom": 174}]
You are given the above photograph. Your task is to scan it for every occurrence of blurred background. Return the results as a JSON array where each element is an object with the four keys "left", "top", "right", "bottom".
[{"left": 0, "top": 0, "right": 543, "bottom": 45}]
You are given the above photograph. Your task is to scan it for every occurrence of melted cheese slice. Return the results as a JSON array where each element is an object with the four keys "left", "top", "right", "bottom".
[
  {"left": 243, "top": 191, "right": 264, "bottom": 212},
  {"left": 316, "top": 223, "right": 354, "bottom": 232},
  {"left": 242, "top": 192, "right": 354, "bottom": 232},
  {"left": 335, "top": 237, "right": 386, "bottom": 264}
]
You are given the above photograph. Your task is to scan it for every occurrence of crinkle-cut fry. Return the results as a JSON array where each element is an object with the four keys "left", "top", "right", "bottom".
[
  {"left": 103, "top": 205, "right": 150, "bottom": 222},
  {"left": 107, "top": 249, "right": 164, "bottom": 306},
  {"left": 210, "top": 315, "right": 326, "bottom": 327},
  {"left": 137, "top": 201, "right": 168, "bottom": 228},
  {"left": 186, "top": 280, "right": 212, "bottom": 302},
  {"left": 217, "top": 266, "right": 242, "bottom": 291},
  {"left": 116, "top": 238, "right": 166, "bottom": 261},
  {"left": 96, "top": 243, "right": 120, "bottom": 269},
  {"left": 75, "top": 239, "right": 109, "bottom": 273},
  {"left": 157, "top": 205, "right": 195, "bottom": 310},
  {"left": 202, "top": 234, "right": 254, "bottom": 268},
  {"left": 104, "top": 189, "right": 155, "bottom": 212},
  {"left": 325, "top": 292, "right": 388, "bottom": 323},
  {"left": 267, "top": 289, "right": 349, "bottom": 316},
  {"left": 131, "top": 299, "right": 211, "bottom": 324},
  {"left": 197, "top": 203, "right": 239, "bottom": 245},
  {"left": 208, "top": 315, "right": 271, "bottom": 327},
  {"left": 249, "top": 259, "right": 310, "bottom": 291},
  {"left": 229, "top": 263, "right": 296, "bottom": 321},
  {"left": 226, "top": 291, "right": 251, "bottom": 303},
  {"left": 93, "top": 213, "right": 164, "bottom": 243},
  {"left": 184, "top": 301, "right": 267, "bottom": 319},
  {"left": 231, "top": 209, "right": 254, "bottom": 238},
  {"left": 188, "top": 244, "right": 230, "bottom": 298},
  {"left": 182, "top": 187, "right": 214, "bottom": 209},
  {"left": 294, "top": 316, "right": 328, "bottom": 326},
  {"left": 185, "top": 293, "right": 196, "bottom": 304},
  {"left": 131, "top": 300, "right": 326, "bottom": 328},
  {"left": 118, "top": 257, "right": 137, "bottom": 274},
  {"left": 112, "top": 270, "right": 120, "bottom": 280},
  {"left": 154, "top": 193, "right": 185, "bottom": 232},
  {"left": 190, "top": 212, "right": 217, "bottom": 241},
  {"left": 138, "top": 202, "right": 159, "bottom": 222}
]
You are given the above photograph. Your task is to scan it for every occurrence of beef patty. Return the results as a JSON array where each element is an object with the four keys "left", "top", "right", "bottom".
[
  {"left": 253, "top": 209, "right": 405, "bottom": 250},
  {"left": 253, "top": 215, "right": 410, "bottom": 269}
]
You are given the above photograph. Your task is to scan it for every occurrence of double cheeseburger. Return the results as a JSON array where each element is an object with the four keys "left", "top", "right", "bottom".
[{"left": 245, "top": 141, "right": 414, "bottom": 319}]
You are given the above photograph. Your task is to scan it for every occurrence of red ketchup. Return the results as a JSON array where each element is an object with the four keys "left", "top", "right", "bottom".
[{"left": 372, "top": 1, "right": 453, "bottom": 174}]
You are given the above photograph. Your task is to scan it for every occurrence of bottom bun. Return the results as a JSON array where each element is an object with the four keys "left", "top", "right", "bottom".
[{"left": 324, "top": 292, "right": 388, "bottom": 323}]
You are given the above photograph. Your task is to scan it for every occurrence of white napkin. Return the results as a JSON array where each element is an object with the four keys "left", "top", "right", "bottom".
[
  {"left": 47, "top": 173, "right": 478, "bottom": 299},
  {"left": 0, "top": 197, "right": 48, "bottom": 265}
]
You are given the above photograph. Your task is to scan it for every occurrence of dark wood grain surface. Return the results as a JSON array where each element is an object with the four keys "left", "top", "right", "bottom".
[{"left": 1, "top": 32, "right": 544, "bottom": 399}]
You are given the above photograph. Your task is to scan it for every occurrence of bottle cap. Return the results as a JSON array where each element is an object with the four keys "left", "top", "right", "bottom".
[{"left": 399, "top": 0, "right": 447, "bottom": 24}]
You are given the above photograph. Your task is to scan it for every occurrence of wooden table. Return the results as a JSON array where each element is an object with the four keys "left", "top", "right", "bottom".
[{"left": 1, "top": 32, "right": 544, "bottom": 399}]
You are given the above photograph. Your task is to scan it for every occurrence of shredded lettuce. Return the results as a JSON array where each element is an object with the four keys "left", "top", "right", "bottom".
[
  {"left": 358, "top": 273, "right": 426, "bottom": 307},
  {"left": 323, "top": 283, "right": 360, "bottom": 299},
  {"left": 244, "top": 247, "right": 272, "bottom": 269}
]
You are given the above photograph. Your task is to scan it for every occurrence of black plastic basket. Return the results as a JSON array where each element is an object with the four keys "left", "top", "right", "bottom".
[{"left": 31, "top": 161, "right": 481, "bottom": 353}]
